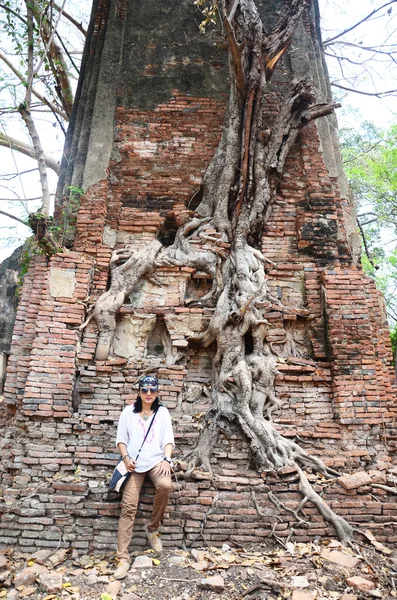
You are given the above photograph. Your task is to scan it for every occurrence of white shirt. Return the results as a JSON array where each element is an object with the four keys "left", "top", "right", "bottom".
[{"left": 116, "top": 405, "right": 174, "bottom": 473}]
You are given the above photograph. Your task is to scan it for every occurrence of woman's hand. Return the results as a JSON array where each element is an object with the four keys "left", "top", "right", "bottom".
[
  {"left": 124, "top": 457, "right": 136, "bottom": 472},
  {"left": 157, "top": 460, "right": 171, "bottom": 477}
]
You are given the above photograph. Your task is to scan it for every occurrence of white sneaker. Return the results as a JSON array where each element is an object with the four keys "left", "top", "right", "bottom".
[
  {"left": 113, "top": 560, "right": 130, "bottom": 579},
  {"left": 144, "top": 523, "right": 163, "bottom": 553}
]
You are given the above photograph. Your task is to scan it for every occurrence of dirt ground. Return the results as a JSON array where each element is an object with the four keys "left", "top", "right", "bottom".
[{"left": 1, "top": 537, "right": 397, "bottom": 600}]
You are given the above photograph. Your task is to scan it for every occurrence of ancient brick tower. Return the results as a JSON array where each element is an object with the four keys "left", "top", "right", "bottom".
[{"left": 1, "top": 0, "right": 396, "bottom": 553}]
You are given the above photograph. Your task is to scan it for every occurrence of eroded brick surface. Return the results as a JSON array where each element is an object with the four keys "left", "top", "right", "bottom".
[{"left": 1, "top": 1, "right": 396, "bottom": 555}]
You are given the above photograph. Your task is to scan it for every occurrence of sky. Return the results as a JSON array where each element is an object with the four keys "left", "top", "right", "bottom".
[{"left": 0, "top": 0, "right": 396, "bottom": 261}]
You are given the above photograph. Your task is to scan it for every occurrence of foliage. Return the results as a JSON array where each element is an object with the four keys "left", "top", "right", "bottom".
[
  {"left": 390, "top": 321, "right": 397, "bottom": 360},
  {"left": 193, "top": 0, "right": 218, "bottom": 32},
  {"left": 340, "top": 119, "right": 397, "bottom": 334}
]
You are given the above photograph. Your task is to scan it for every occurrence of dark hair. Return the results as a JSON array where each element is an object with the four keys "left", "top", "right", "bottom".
[{"left": 133, "top": 394, "right": 161, "bottom": 413}]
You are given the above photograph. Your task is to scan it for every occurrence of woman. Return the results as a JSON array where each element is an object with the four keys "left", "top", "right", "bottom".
[{"left": 114, "top": 375, "right": 174, "bottom": 580}]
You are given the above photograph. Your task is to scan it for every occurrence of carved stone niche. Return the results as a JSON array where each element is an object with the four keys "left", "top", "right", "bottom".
[
  {"left": 145, "top": 316, "right": 173, "bottom": 364},
  {"left": 112, "top": 313, "right": 156, "bottom": 360},
  {"left": 185, "top": 271, "right": 212, "bottom": 303}
]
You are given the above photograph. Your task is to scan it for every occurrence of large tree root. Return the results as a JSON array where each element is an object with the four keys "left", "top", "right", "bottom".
[{"left": 81, "top": 0, "right": 359, "bottom": 545}]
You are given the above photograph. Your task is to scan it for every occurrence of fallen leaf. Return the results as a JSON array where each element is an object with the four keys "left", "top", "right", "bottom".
[
  {"left": 96, "top": 560, "right": 111, "bottom": 574},
  {"left": 47, "top": 548, "right": 69, "bottom": 567},
  {"left": 101, "top": 594, "right": 112, "bottom": 600},
  {"left": 19, "top": 586, "right": 36, "bottom": 598},
  {"left": 221, "top": 552, "right": 237, "bottom": 563},
  {"left": 63, "top": 582, "right": 72, "bottom": 588},
  {"left": 0, "top": 592, "right": 6, "bottom": 598},
  {"left": 191, "top": 561, "right": 209, "bottom": 571},
  {"left": 213, "top": 563, "right": 232, "bottom": 570},
  {"left": 152, "top": 558, "right": 161, "bottom": 566}
]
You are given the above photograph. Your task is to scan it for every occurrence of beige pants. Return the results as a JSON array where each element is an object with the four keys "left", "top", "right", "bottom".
[{"left": 116, "top": 462, "right": 172, "bottom": 562}]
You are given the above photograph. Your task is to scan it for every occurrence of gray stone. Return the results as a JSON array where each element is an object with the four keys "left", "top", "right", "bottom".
[
  {"left": 132, "top": 555, "right": 153, "bottom": 569},
  {"left": 198, "top": 575, "right": 225, "bottom": 592},
  {"left": 168, "top": 556, "right": 187, "bottom": 565},
  {"left": 0, "top": 245, "right": 22, "bottom": 359},
  {"left": 0, "top": 571, "right": 11, "bottom": 583},
  {"left": 0, "top": 555, "right": 10, "bottom": 569},
  {"left": 39, "top": 571, "right": 63, "bottom": 593},
  {"left": 14, "top": 565, "right": 47, "bottom": 587},
  {"left": 49, "top": 268, "right": 76, "bottom": 298},
  {"left": 106, "top": 580, "right": 122, "bottom": 596},
  {"left": 103, "top": 226, "right": 117, "bottom": 248},
  {"left": 86, "top": 572, "right": 98, "bottom": 585}
]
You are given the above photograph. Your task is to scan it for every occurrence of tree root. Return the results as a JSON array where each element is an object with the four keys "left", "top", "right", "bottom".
[
  {"left": 80, "top": 0, "right": 358, "bottom": 549},
  {"left": 297, "top": 467, "right": 354, "bottom": 544}
]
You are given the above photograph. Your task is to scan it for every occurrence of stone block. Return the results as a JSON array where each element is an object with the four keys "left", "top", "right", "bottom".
[
  {"left": 320, "top": 549, "right": 359, "bottom": 569},
  {"left": 346, "top": 576, "right": 375, "bottom": 592},
  {"left": 49, "top": 268, "right": 76, "bottom": 298},
  {"left": 338, "top": 472, "right": 372, "bottom": 490},
  {"left": 198, "top": 575, "right": 225, "bottom": 591}
]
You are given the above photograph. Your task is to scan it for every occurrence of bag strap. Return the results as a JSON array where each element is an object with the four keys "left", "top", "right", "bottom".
[{"left": 135, "top": 405, "right": 160, "bottom": 462}]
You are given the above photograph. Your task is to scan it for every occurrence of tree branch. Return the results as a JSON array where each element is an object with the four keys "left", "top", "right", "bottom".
[
  {"left": 302, "top": 101, "right": 341, "bottom": 122},
  {"left": 0, "top": 3, "right": 27, "bottom": 25},
  {"left": 357, "top": 217, "right": 378, "bottom": 270},
  {"left": 0, "top": 209, "right": 27, "bottom": 225},
  {"left": 331, "top": 82, "right": 397, "bottom": 97},
  {"left": 0, "top": 133, "right": 60, "bottom": 174},
  {"left": 52, "top": 1, "right": 87, "bottom": 36},
  {"left": 221, "top": 0, "right": 246, "bottom": 97},
  {"left": 323, "top": 1, "right": 397, "bottom": 46},
  {"left": 18, "top": 105, "right": 51, "bottom": 214},
  {"left": 25, "top": 0, "right": 34, "bottom": 107},
  {"left": 0, "top": 197, "right": 42, "bottom": 202},
  {"left": 30, "top": 0, "right": 74, "bottom": 117},
  {"left": 0, "top": 51, "right": 68, "bottom": 120}
]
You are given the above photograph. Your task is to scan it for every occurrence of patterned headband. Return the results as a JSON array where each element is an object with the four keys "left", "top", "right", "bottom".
[{"left": 139, "top": 375, "right": 158, "bottom": 388}]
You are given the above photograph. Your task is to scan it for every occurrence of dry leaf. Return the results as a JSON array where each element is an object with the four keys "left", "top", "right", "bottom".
[
  {"left": 64, "top": 586, "right": 80, "bottom": 595},
  {"left": 190, "top": 560, "right": 209, "bottom": 571},
  {"left": 213, "top": 563, "right": 232, "bottom": 570},
  {"left": 19, "top": 586, "right": 36, "bottom": 598},
  {"left": 152, "top": 558, "right": 161, "bottom": 566},
  {"left": 221, "top": 552, "right": 236, "bottom": 563},
  {"left": 47, "top": 548, "right": 69, "bottom": 567}
]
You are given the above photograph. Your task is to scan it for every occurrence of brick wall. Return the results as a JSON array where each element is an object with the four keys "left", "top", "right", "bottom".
[
  {"left": 1, "top": 0, "right": 396, "bottom": 554},
  {"left": 1, "top": 105, "right": 396, "bottom": 552}
]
